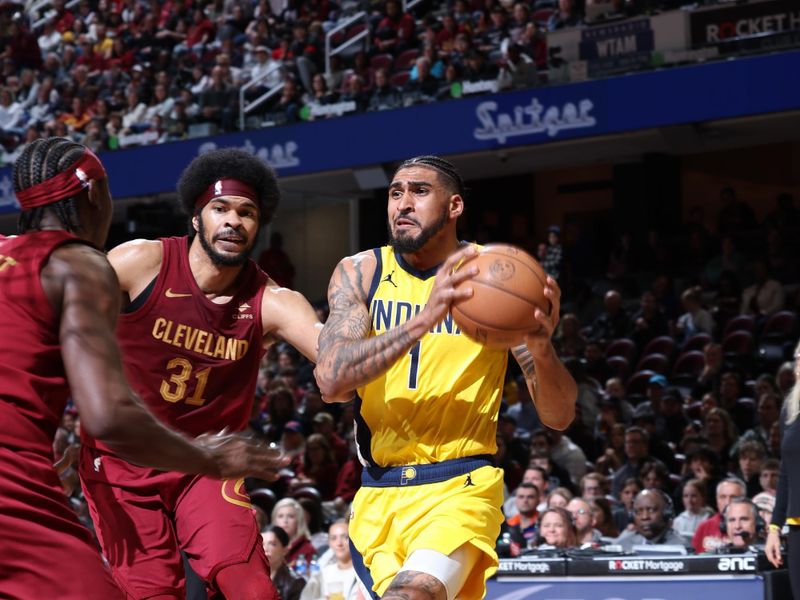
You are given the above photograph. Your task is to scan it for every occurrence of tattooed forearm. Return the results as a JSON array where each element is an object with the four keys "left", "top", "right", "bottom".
[
  {"left": 512, "top": 344, "right": 539, "bottom": 402},
  {"left": 316, "top": 259, "right": 422, "bottom": 397},
  {"left": 512, "top": 344, "right": 536, "bottom": 379},
  {"left": 512, "top": 342, "right": 578, "bottom": 430},
  {"left": 383, "top": 571, "right": 445, "bottom": 600}
]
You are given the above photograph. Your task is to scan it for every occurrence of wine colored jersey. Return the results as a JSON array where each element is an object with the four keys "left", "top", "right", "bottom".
[
  {"left": 0, "top": 230, "right": 90, "bottom": 457},
  {"left": 88, "top": 236, "right": 268, "bottom": 448}
]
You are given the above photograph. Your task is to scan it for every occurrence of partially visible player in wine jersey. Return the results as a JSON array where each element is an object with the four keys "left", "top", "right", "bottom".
[
  {"left": 79, "top": 148, "right": 324, "bottom": 600},
  {"left": 0, "top": 139, "right": 287, "bottom": 600}
]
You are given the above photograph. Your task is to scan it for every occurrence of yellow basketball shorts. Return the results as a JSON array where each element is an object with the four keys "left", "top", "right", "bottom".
[{"left": 348, "top": 455, "right": 504, "bottom": 599}]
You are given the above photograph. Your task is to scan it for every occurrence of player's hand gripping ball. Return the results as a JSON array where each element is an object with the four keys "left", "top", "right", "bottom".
[{"left": 452, "top": 244, "right": 551, "bottom": 349}]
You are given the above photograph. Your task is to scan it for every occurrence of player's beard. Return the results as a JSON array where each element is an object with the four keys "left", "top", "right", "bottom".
[
  {"left": 388, "top": 205, "right": 449, "bottom": 253},
  {"left": 197, "top": 215, "right": 256, "bottom": 267}
]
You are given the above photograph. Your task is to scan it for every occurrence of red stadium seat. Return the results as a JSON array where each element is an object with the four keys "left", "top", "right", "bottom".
[
  {"left": 605, "top": 338, "right": 638, "bottom": 363},
  {"left": 532, "top": 8, "right": 554, "bottom": 25},
  {"left": 291, "top": 486, "right": 322, "bottom": 502},
  {"left": 635, "top": 353, "right": 670, "bottom": 375},
  {"left": 248, "top": 488, "right": 277, "bottom": 515},
  {"left": 347, "top": 23, "right": 367, "bottom": 39},
  {"left": 626, "top": 369, "right": 656, "bottom": 396},
  {"left": 389, "top": 70, "right": 410, "bottom": 87},
  {"left": 672, "top": 350, "right": 705, "bottom": 379},
  {"left": 394, "top": 48, "right": 420, "bottom": 71},
  {"left": 606, "top": 355, "right": 630, "bottom": 379},
  {"left": 722, "top": 314, "right": 755, "bottom": 338},
  {"left": 722, "top": 330, "right": 754, "bottom": 355},
  {"left": 761, "top": 310, "right": 797, "bottom": 340},
  {"left": 370, "top": 53, "right": 394, "bottom": 72},
  {"left": 642, "top": 336, "right": 676, "bottom": 361},
  {"left": 681, "top": 332, "right": 711, "bottom": 353}
]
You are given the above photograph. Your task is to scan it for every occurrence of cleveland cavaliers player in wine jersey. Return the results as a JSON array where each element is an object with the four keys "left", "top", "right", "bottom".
[{"left": 78, "top": 149, "right": 322, "bottom": 600}]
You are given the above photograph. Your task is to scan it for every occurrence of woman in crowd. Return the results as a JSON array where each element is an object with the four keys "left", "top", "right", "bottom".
[
  {"left": 262, "top": 525, "right": 306, "bottom": 600},
  {"left": 589, "top": 497, "right": 619, "bottom": 539},
  {"left": 673, "top": 478, "right": 714, "bottom": 543},
  {"left": 546, "top": 487, "right": 574, "bottom": 509},
  {"left": 614, "top": 477, "right": 642, "bottom": 532},
  {"left": 537, "top": 507, "right": 578, "bottom": 549},
  {"left": 272, "top": 497, "right": 316, "bottom": 569},
  {"left": 703, "top": 407, "right": 738, "bottom": 469}
]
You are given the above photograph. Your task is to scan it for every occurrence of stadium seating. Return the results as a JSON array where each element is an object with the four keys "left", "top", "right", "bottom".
[
  {"left": 605, "top": 338, "right": 638, "bottom": 364},
  {"left": 626, "top": 369, "right": 656, "bottom": 396},
  {"left": 681, "top": 333, "right": 712, "bottom": 353},
  {"left": 635, "top": 353, "right": 670, "bottom": 375},
  {"left": 722, "top": 314, "right": 755, "bottom": 339},
  {"left": 642, "top": 336, "right": 676, "bottom": 362},
  {"left": 606, "top": 355, "right": 631, "bottom": 379}
]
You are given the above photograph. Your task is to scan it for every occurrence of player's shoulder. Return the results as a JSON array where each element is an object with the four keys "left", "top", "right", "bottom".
[
  {"left": 341, "top": 248, "right": 379, "bottom": 266},
  {"left": 334, "top": 249, "right": 379, "bottom": 298},
  {"left": 47, "top": 241, "right": 117, "bottom": 290},
  {"left": 107, "top": 238, "right": 163, "bottom": 266},
  {"left": 107, "top": 238, "right": 163, "bottom": 288}
]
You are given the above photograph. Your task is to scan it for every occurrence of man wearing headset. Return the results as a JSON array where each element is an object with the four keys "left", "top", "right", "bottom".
[
  {"left": 614, "top": 489, "right": 688, "bottom": 551},
  {"left": 721, "top": 497, "right": 763, "bottom": 549}
]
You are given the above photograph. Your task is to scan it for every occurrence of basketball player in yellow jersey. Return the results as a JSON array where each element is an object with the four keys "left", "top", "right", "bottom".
[{"left": 315, "top": 156, "right": 577, "bottom": 600}]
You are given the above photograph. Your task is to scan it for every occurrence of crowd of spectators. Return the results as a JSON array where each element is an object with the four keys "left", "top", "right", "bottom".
[
  {"left": 495, "top": 187, "right": 799, "bottom": 557},
  {"left": 0, "top": 0, "right": 732, "bottom": 164}
]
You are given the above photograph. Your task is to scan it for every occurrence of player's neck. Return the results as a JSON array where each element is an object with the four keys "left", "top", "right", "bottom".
[
  {"left": 399, "top": 234, "right": 461, "bottom": 272},
  {"left": 188, "top": 241, "right": 244, "bottom": 298}
]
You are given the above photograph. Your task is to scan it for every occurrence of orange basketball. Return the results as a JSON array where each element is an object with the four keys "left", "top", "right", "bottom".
[{"left": 452, "top": 244, "right": 551, "bottom": 349}]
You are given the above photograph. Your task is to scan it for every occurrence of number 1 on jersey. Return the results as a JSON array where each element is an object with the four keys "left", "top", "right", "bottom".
[{"left": 407, "top": 341, "right": 421, "bottom": 390}]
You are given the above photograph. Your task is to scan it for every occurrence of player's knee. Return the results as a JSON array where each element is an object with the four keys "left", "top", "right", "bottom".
[{"left": 382, "top": 571, "right": 447, "bottom": 600}]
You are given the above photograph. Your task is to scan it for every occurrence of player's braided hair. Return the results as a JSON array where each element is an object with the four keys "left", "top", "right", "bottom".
[
  {"left": 176, "top": 148, "right": 280, "bottom": 232},
  {"left": 15, "top": 137, "right": 85, "bottom": 233},
  {"left": 394, "top": 155, "right": 465, "bottom": 197}
]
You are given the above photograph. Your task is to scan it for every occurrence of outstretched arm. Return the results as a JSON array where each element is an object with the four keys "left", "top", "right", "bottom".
[
  {"left": 262, "top": 283, "right": 323, "bottom": 363},
  {"left": 511, "top": 276, "right": 577, "bottom": 430},
  {"left": 315, "top": 245, "right": 478, "bottom": 400}
]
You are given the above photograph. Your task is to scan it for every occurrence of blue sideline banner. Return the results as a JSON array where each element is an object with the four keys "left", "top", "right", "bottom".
[
  {"left": 1, "top": 50, "right": 800, "bottom": 215},
  {"left": 485, "top": 576, "right": 763, "bottom": 600}
]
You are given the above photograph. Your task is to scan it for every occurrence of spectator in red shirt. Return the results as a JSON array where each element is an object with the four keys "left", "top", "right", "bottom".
[
  {"left": 373, "top": 0, "right": 415, "bottom": 54},
  {"left": 53, "top": 0, "right": 76, "bottom": 33},
  {"left": 186, "top": 7, "right": 215, "bottom": 50},
  {"left": 692, "top": 477, "right": 746, "bottom": 553}
]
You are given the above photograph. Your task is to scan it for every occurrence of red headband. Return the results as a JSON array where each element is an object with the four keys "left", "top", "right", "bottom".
[
  {"left": 16, "top": 149, "right": 106, "bottom": 211},
  {"left": 195, "top": 178, "right": 257, "bottom": 210}
]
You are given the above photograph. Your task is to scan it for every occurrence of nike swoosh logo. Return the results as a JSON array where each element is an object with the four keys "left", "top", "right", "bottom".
[{"left": 165, "top": 288, "right": 192, "bottom": 298}]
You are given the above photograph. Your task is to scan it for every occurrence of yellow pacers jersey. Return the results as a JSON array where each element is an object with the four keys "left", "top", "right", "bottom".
[{"left": 355, "top": 245, "right": 508, "bottom": 466}]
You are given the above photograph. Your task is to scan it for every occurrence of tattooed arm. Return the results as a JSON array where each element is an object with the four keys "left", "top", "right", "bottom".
[
  {"left": 315, "top": 245, "right": 478, "bottom": 401},
  {"left": 511, "top": 275, "right": 577, "bottom": 430}
]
